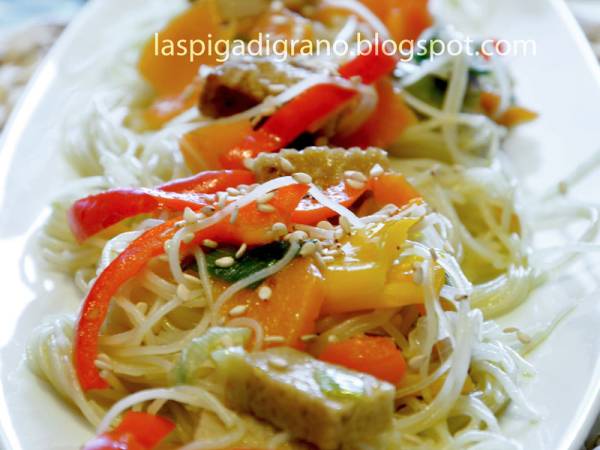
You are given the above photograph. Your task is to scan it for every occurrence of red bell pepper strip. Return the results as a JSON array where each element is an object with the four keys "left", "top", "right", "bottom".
[
  {"left": 69, "top": 170, "right": 254, "bottom": 242},
  {"left": 157, "top": 169, "right": 254, "bottom": 193},
  {"left": 83, "top": 412, "right": 174, "bottom": 450},
  {"left": 220, "top": 42, "right": 399, "bottom": 169},
  {"left": 74, "top": 184, "right": 308, "bottom": 391},
  {"left": 290, "top": 180, "right": 368, "bottom": 224},
  {"left": 319, "top": 335, "right": 407, "bottom": 385}
]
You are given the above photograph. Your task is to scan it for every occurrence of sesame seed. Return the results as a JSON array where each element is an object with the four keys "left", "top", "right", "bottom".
[
  {"left": 344, "top": 170, "right": 367, "bottom": 182},
  {"left": 292, "top": 172, "right": 312, "bottom": 184},
  {"left": 269, "top": 84, "right": 287, "bottom": 94},
  {"left": 264, "top": 335, "right": 286, "bottom": 344},
  {"left": 517, "top": 331, "right": 532, "bottom": 344},
  {"left": 257, "top": 192, "right": 275, "bottom": 204},
  {"left": 202, "top": 239, "right": 218, "bottom": 249},
  {"left": 215, "top": 256, "right": 235, "bottom": 268},
  {"left": 271, "top": 222, "right": 288, "bottom": 236},
  {"left": 226, "top": 187, "right": 241, "bottom": 196},
  {"left": 503, "top": 327, "right": 519, "bottom": 334},
  {"left": 286, "top": 230, "right": 308, "bottom": 242},
  {"left": 300, "top": 241, "right": 317, "bottom": 257},
  {"left": 370, "top": 164, "right": 384, "bottom": 177},
  {"left": 346, "top": 178, "right": 366, "bottom": 190},
  {"left": 268, "top": 356, "right": 289, "bottom": 369},
  {"left": 201, "top": 206, "right": 215, "bottom": 216},
  {"left": 183, "top": 207, "right": 197, "bottom": 224},
  {"left": 280, "top": 158, "right": 295, "bottom": 173},
  {"left": 217, "top": 192, "right": 229, "bottom": 209},
  {"left": 333, "top": 228, "right": 344, "bottom": 240},
  {"left": 320, "top": 255, "right": 334, "bottom": 263},
  {"left": 182, "top": 232, "right": 195, "bottom": 244},
  {"left": 558, "top": 181, "right": 568, "bottom": 195},
  {"left": 301, "top": 334, "right": 318, "bottom": 342},
  {"left": 229, "top": 305, "right": 248, "bottom": 317},
  {"left": 230, "top": 206, "right": 239, "bottom": 224},
  {"left": 327, "top": 335, "right": 339, "bottom": 343},
  {"left": 243, "top": 158, "right": 255, "bottom": 170},
  {"left": 317, "top": 220, "right": 334, "bottom": 230},
  {"left": 258, "top": 285, "right": 272, "bottom": 301},
  {"left": 257, "top": 203, "right": 276, "bottom": 213},
  {"left": 313, "top": 252, "right": 327, "bottom": 270},
  {"left": 339, "top": 216, "right": 352, "bottom": 234},
  {"left": 235, "top": 243, "right": 247, "bottom": 259}
]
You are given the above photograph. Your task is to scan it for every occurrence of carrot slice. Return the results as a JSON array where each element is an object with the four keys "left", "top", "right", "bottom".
[{"left": 319, "top": 335, "right": 407, "bottom": 384}]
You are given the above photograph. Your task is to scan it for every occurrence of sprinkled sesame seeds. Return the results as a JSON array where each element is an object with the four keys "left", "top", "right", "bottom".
[
  {"left": 182, "top": 232, "right": 195, "bottom": 244},
  {"left": 346, "top": 178, "right": 366, "bottom": 190},
  {"left": 215, "top": 256, "right": 235, "bottom": 268},
  {"left": 202, "top": 239, "right": 218, "bottom": 249},
  {"left": 217, "top": 192, "right": 229, "bottom": 209},
  {"left": 226, "top": 187, "right": 241, "bottom": 196},
  {"left": 229, "top": 304, "right": 248, "bottom": 317},
  {"left": 280, "top": 157, "right": 295, "bottom": 173},
  {"left": 339, "top": 216, "right": 352, "bottom": 234},
  {"left": 257, "top": 203, "right": 276, "bottom": 213},
  {"left": 370, "top": 164, "right": 384, "bottom": 177},
  {"left": 344, "top": 170, "right": 367, "bottom": 182},
  {"left": 268, "top": 356, "right": 289, "bottom": 369},
  {"left": 235, "top": 243, "right": 247, "bottom": 259},
  {"left": 264, "top": 335, "right": 286, "bottom": 344},
  {"left": 243, "top": 158, "right": 255, "bottom": 170},
  {"left": 183, "top": 207, "right": 197, "bottom": 224},
  {"left": 317, "top": 220, "right": 334, "bottom": 230},
  {"left": 271, "top": 222, "right": 288, "bottom": 236},
  {"left": 257, "top": 192, "right": 275, "bottom": 204},
  {"left": 201, "top": 205, "right": 215, "bottom": 216},
  {"left": 300, "top": 241, "right": 317, "bottom": 257},
  {"left": 258, "top": 285, "right": 272, "bottom": 301},
  {"left": 292, "top": 172, "right": 312, "bottom": 184},
  {"left": 301, "top": 334, "right": 318, "bottom": 342}
]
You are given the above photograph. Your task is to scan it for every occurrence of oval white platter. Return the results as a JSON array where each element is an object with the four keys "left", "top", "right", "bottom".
[{"left": 0, "top": 0, "right": 600, "bottom": 449}]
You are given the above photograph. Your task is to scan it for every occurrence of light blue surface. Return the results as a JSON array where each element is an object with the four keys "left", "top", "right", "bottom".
[{"left": 0, "top": 0, "right": 85, "bottom": 28}]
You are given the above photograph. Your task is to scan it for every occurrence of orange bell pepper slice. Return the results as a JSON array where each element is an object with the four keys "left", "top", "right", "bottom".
[{"left": 138, "top": 1, "right": 229, "bottom": 96}]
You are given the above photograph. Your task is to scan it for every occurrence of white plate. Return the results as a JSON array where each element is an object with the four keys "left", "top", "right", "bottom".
[{"left": 1, "top": 0, "right": 600, "bottom": 449}]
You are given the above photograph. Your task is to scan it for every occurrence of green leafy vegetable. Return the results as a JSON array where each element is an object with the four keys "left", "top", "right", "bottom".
[
  {"left": 174, "top": 327, "right": 251, "bottom": 384},
  {"left": 205, "top": 241, "right": 293, "bottom": 288}
]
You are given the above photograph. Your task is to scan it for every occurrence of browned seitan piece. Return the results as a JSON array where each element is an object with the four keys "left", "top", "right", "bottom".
[
  {"left": 215, "top": 346, "right": 395, "bottom": 450},
  {"left": 199, "top": 57, "right": 317, "bottom": 118}
]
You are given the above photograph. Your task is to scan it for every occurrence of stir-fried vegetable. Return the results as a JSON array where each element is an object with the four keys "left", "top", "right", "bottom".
[
  {"left": 216, "top": 257, "right": 324, "bottom": 349},
  {"left": 83, "top": 412, "right": 174, "bottom": 450},
  {"left": 205, "top": 241, "right": 293, "bottom": 287},
  {"left": 183, "top": 42, "right": 399, "bottom": 170},
  {"left": 74, "top": 184, "right": 308, "bottom": 390},
  {"left": 174, "top": 327, "right": 251, "bottom": 384},
  {"left": 138, "top": 0, "right": 230, "bottom": 95},
  {"left": 68, "top": 170, "right": 255, "bottom": 242},
  {"left": 319, "top": 335, "right": 407, "bottom": 384}
]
